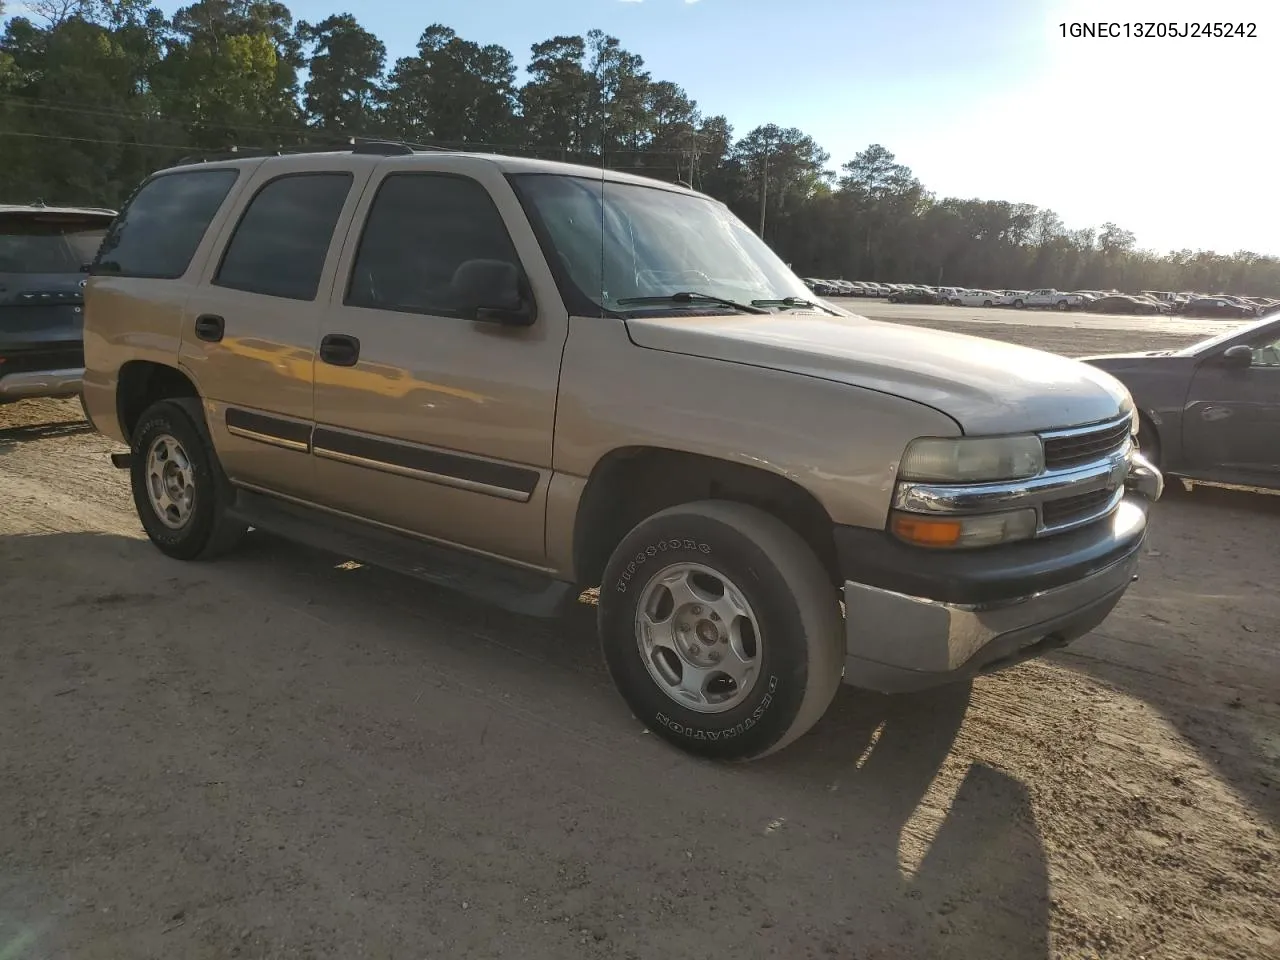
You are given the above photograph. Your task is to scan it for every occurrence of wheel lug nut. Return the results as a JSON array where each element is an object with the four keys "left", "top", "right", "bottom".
[
  {"left": 710, "top": 612, "right": 719, "bottom": 621},
  {"left": 691, "top": 605, "right": 703, "bottom": 615}
]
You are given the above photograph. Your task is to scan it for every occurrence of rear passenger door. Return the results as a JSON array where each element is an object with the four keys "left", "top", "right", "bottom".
[
  {"left": 309, "top": 162, "right": 568, "bottom": 567},
  {"left": 179, "top": 156, "right": 374, "bottom": 500}
]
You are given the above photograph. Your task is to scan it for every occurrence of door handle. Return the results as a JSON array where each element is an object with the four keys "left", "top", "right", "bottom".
[
  {"left": 319, "top": 333, "right": 360, "bottom": 367},
  {"left": 194, "top": 314, "right": 225, "bottom": 343}
]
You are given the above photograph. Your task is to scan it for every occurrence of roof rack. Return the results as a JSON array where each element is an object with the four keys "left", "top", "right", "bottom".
[{"left": 175, "top": 137, "right": 428, "bottom": 166}]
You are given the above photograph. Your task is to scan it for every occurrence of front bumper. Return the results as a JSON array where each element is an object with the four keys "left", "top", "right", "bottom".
[
  {"left": 839, "top": 491, "right": 1154, "bottom": 694},
  {"left": 0, "top": 367, "right": 84, "bottom": 401}
]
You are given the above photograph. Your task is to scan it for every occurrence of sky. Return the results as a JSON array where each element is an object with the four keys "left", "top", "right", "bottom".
[{"left": 9, "top": 0, "right": 1279, "bottom": 254}]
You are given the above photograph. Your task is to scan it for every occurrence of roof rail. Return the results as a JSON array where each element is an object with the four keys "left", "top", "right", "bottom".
[
  {"left": 176, "top": 138, "right": 424, "bottom": 166},
  {"left": 352, "top": 140, "right": 416, "bottom": 156}
]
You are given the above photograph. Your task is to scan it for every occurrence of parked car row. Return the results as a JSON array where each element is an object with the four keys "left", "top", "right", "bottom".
[
  {"left": 802, "top": 278, "right": 1280, "bottom": 319},
  {"left": 801, "top": 278, "right": 894, "bottom": 297}
]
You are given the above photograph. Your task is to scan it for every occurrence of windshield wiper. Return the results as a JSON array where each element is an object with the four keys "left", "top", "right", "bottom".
[
  {"left": 751, "top": 296, "right": 841, "bottom": 316},
  {"left": 614, "top": 291, "right": 769, "bottom": 314}
]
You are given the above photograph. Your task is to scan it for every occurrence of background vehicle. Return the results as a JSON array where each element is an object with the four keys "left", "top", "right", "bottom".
[
  {"left": 887, "top": 286, "right": 943, "bottom": 304},
  {"left": 1013, "top": 288, "right": 1087, "bottom": 311},
  {"left": 1182, "top": 297, "right": 1258, "bottom": 319},
  {"left": 1085, "top": 295, "right": 1164, "bottom": 316},
  {"left": 0, "top": 202, "right": 116, "bottom": 403},
  {"left": 950, "top": 289, "right": 999, "bottom": 307},
  {"left": 1082, "top": 314, "right": 1280, "bottom": 490},
  {"left": 803, "top": 277, "right": 837, "bottom": 295}
]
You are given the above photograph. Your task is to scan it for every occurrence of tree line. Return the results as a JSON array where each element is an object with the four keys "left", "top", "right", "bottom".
[{"left": 3, "top": 0, "right": 1278, "bottom": 296}]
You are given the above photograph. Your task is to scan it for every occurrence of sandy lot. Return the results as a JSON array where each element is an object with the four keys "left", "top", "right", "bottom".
[{"left": 1, "top": 315, "right": 1276, "bottom": 960}]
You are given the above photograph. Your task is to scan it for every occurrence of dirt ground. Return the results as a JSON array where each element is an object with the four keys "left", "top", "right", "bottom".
[{"left": 1, "top": 317, "right": 1276, "bottom": 960}]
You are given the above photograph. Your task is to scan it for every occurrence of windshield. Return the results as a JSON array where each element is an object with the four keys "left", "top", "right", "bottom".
[
  {"left": 511, "top": 174, "right": 817, "bottom": 314},
  {"left": 1176, "top": 314, "right": 1280, "bottom": 357},
  {"left": 0, "top": 216, "right": 110, "bottom": 274}
]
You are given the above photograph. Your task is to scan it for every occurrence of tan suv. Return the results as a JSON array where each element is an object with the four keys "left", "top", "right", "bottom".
[{"left": 82, "top": 142, "right": 1164, "bottom": 760}]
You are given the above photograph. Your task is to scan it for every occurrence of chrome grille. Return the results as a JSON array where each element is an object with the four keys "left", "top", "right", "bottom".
[
  {"left": 1042, "top": 417, "right": 1132, "bottom": 470},
  {"left": 1041, "top": 487, "right": 1118, "bottom": 529}
]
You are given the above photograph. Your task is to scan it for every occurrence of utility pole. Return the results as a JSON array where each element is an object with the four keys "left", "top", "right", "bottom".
[{"left": 757, "top": 141, "right": 770, "bottom": 238}]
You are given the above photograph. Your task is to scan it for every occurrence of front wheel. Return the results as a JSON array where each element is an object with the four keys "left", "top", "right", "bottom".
[
  {"left": 599, "top": 501, "right": 844, "bottom": 761},
  {"left": 982, "top": 299, "right": 993, "bottom": 308},
  {"left": 130, "top": 399, "right": 247, "bottom": 561},
  {"left": 1013, "top": 299, "right": 1025, "bottom": 309}
]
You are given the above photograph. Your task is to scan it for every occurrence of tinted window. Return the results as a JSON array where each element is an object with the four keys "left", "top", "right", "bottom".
[
  {"left": 346, "top": 174, "right": 520, "bottom": 316},
  {"left": 93, "top": 169, "right": 238, "bottom": 279},
  {"left": 0, "top": 216, "right": 110, "bottom": 273},
  {"left": 214, "top": 173, "right": 352, "bottom": 301}
]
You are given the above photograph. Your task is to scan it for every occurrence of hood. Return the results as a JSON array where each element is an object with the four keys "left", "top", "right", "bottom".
[{"left": 625, "top": 311, "right": 1133, "bottom": 435}]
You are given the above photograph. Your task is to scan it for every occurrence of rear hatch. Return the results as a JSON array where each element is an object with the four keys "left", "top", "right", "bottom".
[{"left": 0, "top": 208, "right": 114, "bottom": 372}]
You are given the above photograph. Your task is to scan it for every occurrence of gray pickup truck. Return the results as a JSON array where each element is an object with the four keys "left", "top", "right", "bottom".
[
  {"left": 0, "top": 203, "right": 116, "bottom": 403},
  {"left": 81, "top": 145, "right": 1164, "bottom": 760}
]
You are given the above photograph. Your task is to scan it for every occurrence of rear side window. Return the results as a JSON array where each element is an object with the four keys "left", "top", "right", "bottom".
[
  {"left": 214, "top": 173, "right": 353, "bottom": 301},
  {"left": 0, "top": 216, "right": 110, "bottom": 274},
  {"left": 92, "top": 169, "right": 238, "bottom": 279},
  {"left": 346, "top": 174, "right": 520, "bottom": 317}
]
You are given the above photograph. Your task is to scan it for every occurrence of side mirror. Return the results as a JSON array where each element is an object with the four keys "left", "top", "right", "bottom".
[
  {"left": 451, "top": 259, "right": 533, "bottom": 326},
  {"left": 1221, "top": 344, "right": 1253, "bottom": 367}
]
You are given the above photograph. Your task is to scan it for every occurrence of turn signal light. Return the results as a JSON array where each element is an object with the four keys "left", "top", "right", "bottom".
[
  {"left": 889, "top": 508, "right": 1038, "bottom": 549},
  {"left": 890, "top": 514, "right": 963, "bottom": 547}
]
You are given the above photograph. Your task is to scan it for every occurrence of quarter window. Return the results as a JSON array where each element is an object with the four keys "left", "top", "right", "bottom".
[
  {"left": 92, "top": 169, "right": 238, "bottom": 279},
  {"left": 346, "top": 174, "right": 522, "bottom": 317},
  {"left": 214, "top": 173, "right": 353, "bottom": 301}
]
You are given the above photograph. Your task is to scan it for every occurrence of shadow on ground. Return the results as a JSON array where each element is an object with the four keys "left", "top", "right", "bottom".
[
  {"left": 0, "top": 417, "right": 94, "bottom": 454},
  {"left": 1062, "top": 483, "right": 1280, "bottom": 827},
  {"left": 0, "top": 530, "right": 1051, "bottom": 960}
]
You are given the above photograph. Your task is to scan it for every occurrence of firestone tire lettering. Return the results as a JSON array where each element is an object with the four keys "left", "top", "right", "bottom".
[
  {"left": 614, "top": 539, "right": 712, "bottom": 593},
  {"left": 654, "top": 676, "right": 779, "bottom": 740}
]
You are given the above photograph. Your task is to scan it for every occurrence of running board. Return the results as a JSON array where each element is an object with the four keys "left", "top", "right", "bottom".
[{"left": 227, "top": 489, "right": 575, "bottom": 619}]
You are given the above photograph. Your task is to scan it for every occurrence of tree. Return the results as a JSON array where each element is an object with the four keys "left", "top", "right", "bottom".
[
  {"left": 297, "top": 14, "right": 385, "bottom": 136},
  {"left": 583, "top": 29, "right": 650, "bottom": 158},
  {"left": 838, "top": 144, "right": 924, "bottom": 279},
  {"left": 155, "top": 1, "right": 305, "bottom": 149},
  {"left": 733, "top": 124, "right": 830, "bottom": 240},
  {"left": 519, "top": 35, "right": 591, "bottom": 158},
  {"left": 3, "top": 12, "right": 1279, "bottom": 294},
  {"left": 380, "top": 24, "right": 517, "bottom": 146}
]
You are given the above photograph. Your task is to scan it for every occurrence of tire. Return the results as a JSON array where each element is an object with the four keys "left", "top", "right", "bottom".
[
  {"left": 1056, "top": 300, "right": 1069, "bottom": 311},
  {"left": 1013, "top": 299, "right": 1025, "bottom": 309},
  {"left": 598, "top": 500, "right": 844, "bottom": 761},
  {"left": 1135, "top": 413, "right": 1162, "bottom": 470},
  {"left": 130, "top": 398, "right": 247, "bottom": 561},
  {"left": 982, "top": 300, "right": 993, "bottom": 308}
]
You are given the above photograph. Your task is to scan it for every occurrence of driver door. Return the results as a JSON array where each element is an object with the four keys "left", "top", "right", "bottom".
[
  {"left": 307, "top": 161, "right": 568, "bottom": 567},
  {"left": 1181, "top": 329, "right": 1280, "bottom": 480}
]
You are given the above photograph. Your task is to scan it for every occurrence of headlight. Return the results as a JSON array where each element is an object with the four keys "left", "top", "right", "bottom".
[
  {"left": 890, "top": 508, "right": 1038, "bottom": 549},
  {"left": 899, "top": 435, "right": 1044, "bottom": 483}
]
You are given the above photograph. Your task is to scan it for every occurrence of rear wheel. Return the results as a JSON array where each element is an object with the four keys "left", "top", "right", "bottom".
[
  {"left": 982, "top": 299, "right": 993, "bottom": 308},
  {"left": 598, "top": 500, "right": 844, "bottom": 761},
  {"left": 1056, "top": 300, "right": 1069, "bottom": 311},
  {"left": 130, "top": 399, "right": 247, "bottom": 561},
  {"left": 1013, "top": 298, "right": 1025, "bottom": 309}
]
